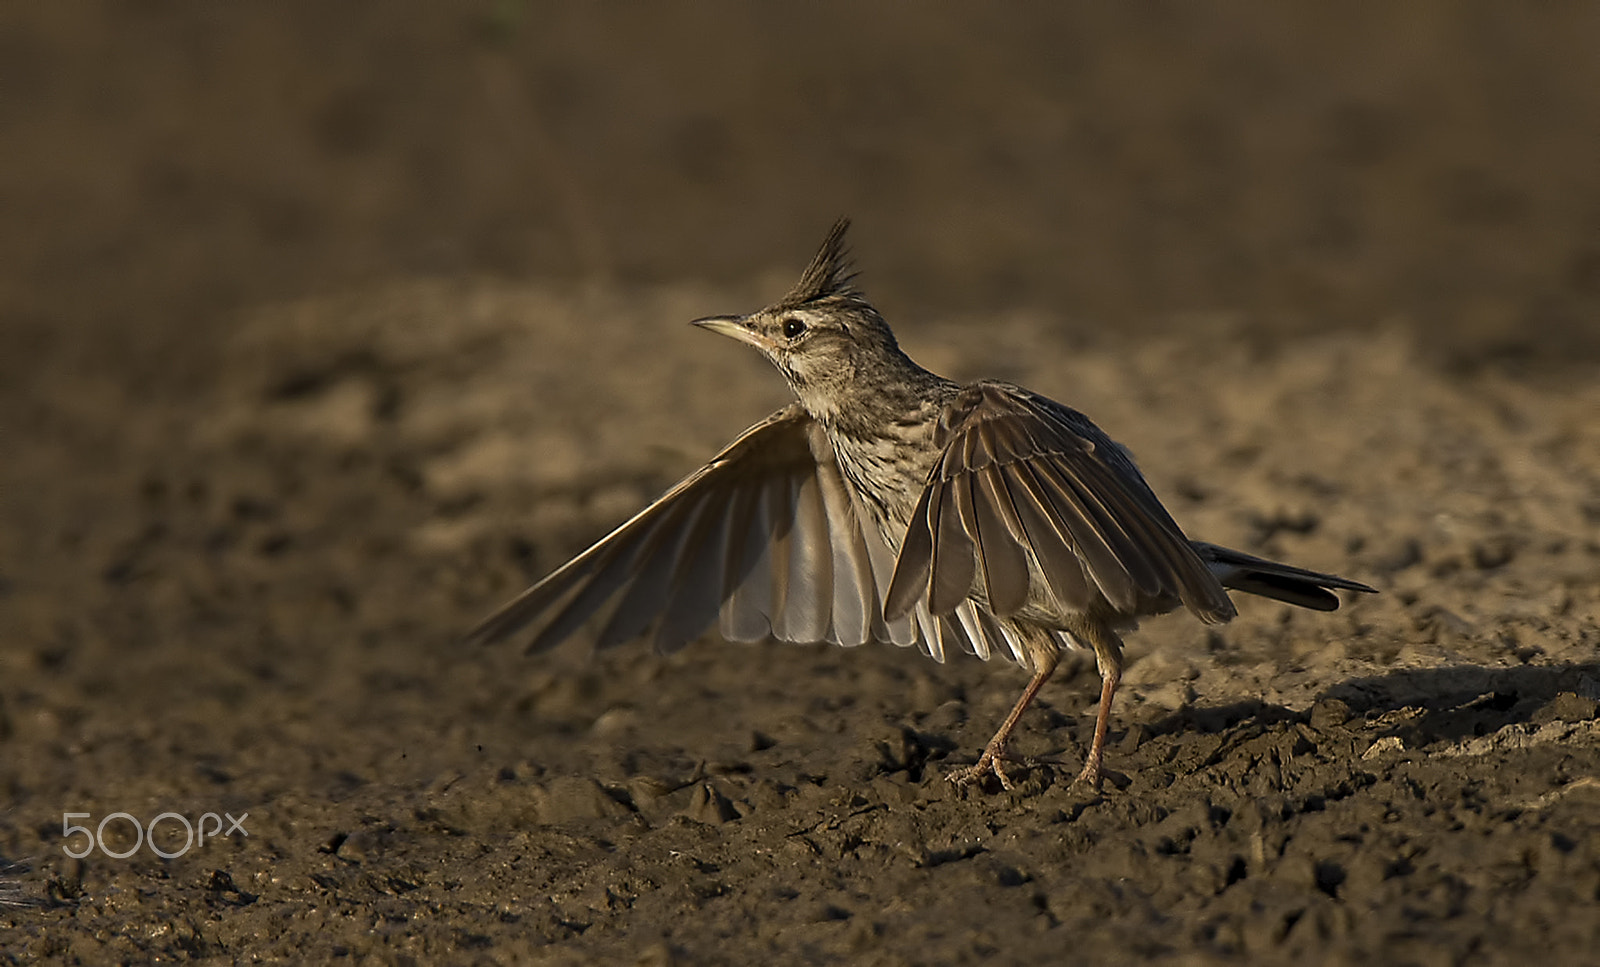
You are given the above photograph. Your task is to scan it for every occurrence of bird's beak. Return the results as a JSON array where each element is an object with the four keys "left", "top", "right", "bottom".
[{"left": 692, "top": 314, "right": 770, "bottom": 352}]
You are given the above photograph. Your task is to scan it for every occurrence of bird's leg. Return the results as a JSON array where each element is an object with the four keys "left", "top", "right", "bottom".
[
  {"left": 948, "top": 651, "right": 1058, "bottom": 791},
  {"left": 1075, "top": 625, "right": 1125, "bottom": 791}
]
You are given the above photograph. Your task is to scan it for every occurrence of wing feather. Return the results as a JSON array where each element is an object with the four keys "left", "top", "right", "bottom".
[
  {"left": 817, "top": 455, "right": 876, "bottom": 646},
  {"left": 888, "top": 382, "right": 1232, "bottom": 626},
  {"left": 595, "top": 494, "right": 710, "bottom": 649},
  {"left": 883, "top": 489, "right": 934, "bottom": 621},
  {"left": 655, "top": 490, "right": 740, "bottom": 653},
  {"left": 771, "top": 472, "right": 833, "bottom": 642},
  {"left": 972, "top": 466, "right": 1032, "bottom": 615},
  {"left": 761, "top": 472, "right": 795, "bottom": 631},
  {"left": 915, "top": 605, "right": 934, "bottom": 666},
  {"left": 530, "top": 500, "right": 687, "bottom": 653},
  {"left": 951, "top": 600, "right": 997, "bottom": 660},
  {"left": 468, "top": 404, "right": 975, "bottom": 660},
  {"left": 853, "top": 489, "right": 922, "bottom": 647},
  {"left": 718, "top": 485, "right": 774, "bottom": 641},
  {"left": 470, "top": 406, "right": 883, "bottom": 654},
  {"left": 928, "top": 475, "right": 977, "bottom": 614},
  {"left": 1025, "top": 459, "right": 1142, "bottom": 609},
  {"left": 1003, "top": 460, "right": 1094, "bottom": 610}
]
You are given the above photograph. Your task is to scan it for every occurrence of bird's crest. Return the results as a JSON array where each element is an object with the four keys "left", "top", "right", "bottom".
[{"left": 781, "top": 217, "right": 859, "bottom": 307}]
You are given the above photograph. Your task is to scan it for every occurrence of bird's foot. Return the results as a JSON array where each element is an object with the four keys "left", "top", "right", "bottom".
[
  {"left": 946, "top": 742, "right": 1025, "bottom": 791},
  {"left": 1075, "top": 762, "right": 1100, "bottom": 794}
]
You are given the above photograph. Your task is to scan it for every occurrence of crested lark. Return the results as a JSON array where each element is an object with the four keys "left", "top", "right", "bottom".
[{"left": 469, "top": 219, "right": 1375, "bottom": 790}]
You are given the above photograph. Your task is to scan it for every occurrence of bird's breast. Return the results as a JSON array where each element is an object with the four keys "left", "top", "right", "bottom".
[{"left": 826, "top": 424, "right": 941, "bottom": 550}]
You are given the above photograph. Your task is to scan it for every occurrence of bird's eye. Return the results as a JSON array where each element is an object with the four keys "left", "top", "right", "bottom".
[{"left": 782, "top": 317, "right": 806, "bottom": 339}]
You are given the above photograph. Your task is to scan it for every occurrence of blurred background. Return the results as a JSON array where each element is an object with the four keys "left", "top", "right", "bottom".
[{"left": 3, "top": 3, "right": 1597, "bottom": 373}]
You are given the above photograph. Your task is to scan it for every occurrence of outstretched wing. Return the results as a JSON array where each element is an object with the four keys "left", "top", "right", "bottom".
[
  {"left": 886, "top": 382, "right": 1237, "bottom": 625},
  {"left": 467, "top": 405, "right": 915, "bottom": 656}
]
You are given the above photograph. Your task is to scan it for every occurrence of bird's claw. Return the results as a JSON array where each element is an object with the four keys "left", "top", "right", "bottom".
[
  {"left": 947, "top": 746, "right": 1103, "bottom": 793},
  {"left": 1073, "top": 759, "right": 1103, "bottom": 792},
  {"left": 946, "top": 744, "right": 1024, "bottom": 791}
]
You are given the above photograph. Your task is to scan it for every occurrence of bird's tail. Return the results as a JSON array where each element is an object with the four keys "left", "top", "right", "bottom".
[{"left": 1190, "top": 541, "right": 1376, "bottom": 611}]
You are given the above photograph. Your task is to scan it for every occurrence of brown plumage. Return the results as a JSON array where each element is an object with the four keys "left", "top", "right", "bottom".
[{"left": 468, "top": 219, "right": 1376, "bottom": 789}]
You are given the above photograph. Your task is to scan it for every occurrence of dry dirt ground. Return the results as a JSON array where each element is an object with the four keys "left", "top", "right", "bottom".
[{"left": 4, "top": 6, "right": 1600, "bottom": 966}]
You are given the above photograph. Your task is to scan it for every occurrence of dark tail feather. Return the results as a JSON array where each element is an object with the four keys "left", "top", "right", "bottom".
[{"left": 1190, "top": 541, "right": 1377, "bottom": 612}]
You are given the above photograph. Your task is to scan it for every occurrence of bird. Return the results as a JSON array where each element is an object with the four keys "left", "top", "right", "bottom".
[{"left": 467, "top": 218, "right": 1376, "bottom": 790}]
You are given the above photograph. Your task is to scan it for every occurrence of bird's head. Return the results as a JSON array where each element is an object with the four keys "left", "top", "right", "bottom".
[{"left": 694, "top": 218, "right": 909, "bottom": 421}]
